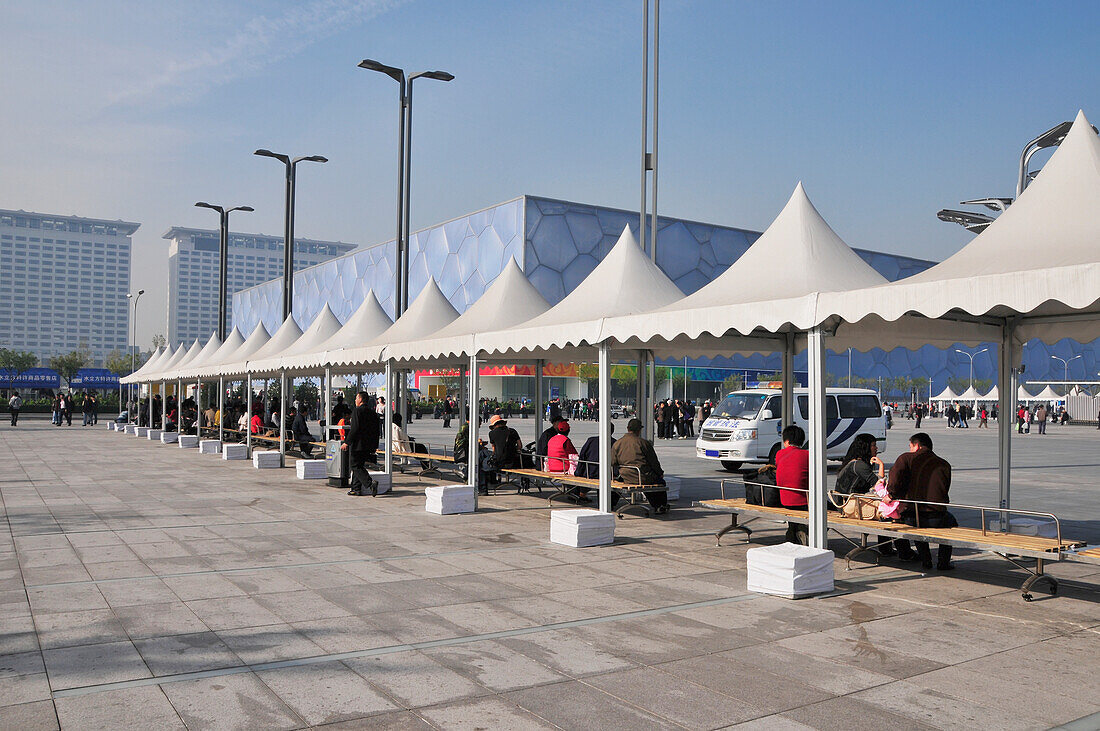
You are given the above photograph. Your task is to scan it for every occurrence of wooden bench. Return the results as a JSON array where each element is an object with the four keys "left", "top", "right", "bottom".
[
  {"left": 697, "top": 494, "right": 1085, "bottom": 601},
  {"left": 500, "top": 468, "right": 667, "bottom": 518},
  {"left": 392, "top": 450, "right": 459, "bottom": 481}
]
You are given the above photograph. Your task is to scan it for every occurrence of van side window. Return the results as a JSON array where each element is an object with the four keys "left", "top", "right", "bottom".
[
  {"left": 763, "top": 396, "right": 782, "bottom": 419},
  {"left": 837, "top": 395, "right": 881, "bottom": 418},
  {"left": 797, "top": 395, "right": 839, "bottom": 419}
]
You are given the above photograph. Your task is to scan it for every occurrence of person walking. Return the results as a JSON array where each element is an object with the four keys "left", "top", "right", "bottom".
[
  {"left": 914, "top": 403, "right": 923, "bottom": 428},
  {"left": 1036, "top": 404, "right": 1048, "bottom": 435},
  {"left": 61, "top": 393, "right": 72, "bottom": 426},
  {"left": 8, "top": 392, "right": 21, "bottom": 426},
  {"left": 341, "top": 391, "right": 380, "bottom": 497},
  {"left": 81, "top": 393, "right": 93, "bottom": 426}
]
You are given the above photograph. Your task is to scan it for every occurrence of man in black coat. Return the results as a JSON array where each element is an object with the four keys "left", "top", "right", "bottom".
[
  {"left": 341, "top": 392, "right": 380, "bottom": 496},
  {"left": 289, "top": 407, "right": 315, "bottom": 456}
]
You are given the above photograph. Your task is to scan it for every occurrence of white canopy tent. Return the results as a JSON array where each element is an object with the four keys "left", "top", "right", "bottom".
[
  {"left": 280, "top": 292, "right": 392, "bottom": 372},
  {"left": 186, "top": 328, "right": 246, "bottom": 380},
  {"left": 148, "top": 340, "right": 199, "bottom": 382},
  {"left": 120, "top": 346, "right": 166, "bottom": 385},
  {"left": 932, "top": 386, "right": 958, "bottom": 403},
  {"left": 1028, "top": 385, "right": 1064, "bottom": 402}
]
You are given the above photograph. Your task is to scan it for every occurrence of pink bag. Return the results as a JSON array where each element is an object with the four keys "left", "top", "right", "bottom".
[{"left": 873, "top": 480, "right": 903, "bottom": 519}]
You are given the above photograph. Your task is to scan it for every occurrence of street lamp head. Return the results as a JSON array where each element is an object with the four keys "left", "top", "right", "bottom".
[
  {"left": 127, "top": 293, "right": 133, "bottom": 299},
  {"left": 1030, "top": 121, "right": 1075, "bottom": 150},
  {"left": 358, "top": 59, "right": 404, "bottom": 82},
  {"left": 254, "top": 149, "right": 290, "bottom": 164},
  {"left": 137, "top": 289, "right": 144, "bottom": 296},
  {"left": 194, "top": 202, "right": 220, "bottom": 212},
  {"left": 410, "top": 70, "right": 454, "bottom": 83},
  {"left": 299, "top": 155, "right": 328, "bottom": 164},
  {"left": 231, "top": 205, "right": 255, "bottom": 213}
]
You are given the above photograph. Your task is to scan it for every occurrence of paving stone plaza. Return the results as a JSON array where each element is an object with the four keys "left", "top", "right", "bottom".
[{"left": 1, "top": 417, "right": 1098, "bottom": 729}]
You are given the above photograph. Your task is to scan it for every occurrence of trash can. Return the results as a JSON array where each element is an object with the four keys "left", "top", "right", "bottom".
[{"left": 326, "top": 439, "right": 348, "bottom": 488}]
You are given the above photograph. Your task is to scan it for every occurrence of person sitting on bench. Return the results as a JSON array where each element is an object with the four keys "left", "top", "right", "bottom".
[
  {"left": 546, "top": 420, "right": 578, "bottom": 474},
  {"left": 536, "top": 420, "right": 561, "bottom": 471},
  {"left": 289, "top": 407, "right": 315, "bottom": 456},
  {"left": 392, "top": 413, "right": 431, "bottom": 469},
  {"left": 886, "top": 432, "right": 956, "bottom": 570},
  {"left": 774, "top": 424, "right": 809, "bottom": 544},
  {"left": 573, "top": 422, "right": 616, "bottom": 504},
  {"left": 610, "top": 418, "right": 669, "bottom": 514}
]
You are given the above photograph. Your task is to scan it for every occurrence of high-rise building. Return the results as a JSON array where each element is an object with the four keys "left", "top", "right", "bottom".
[
  {"left": 0, "top": 208, "right": 139, "bottom": 367},
  {"left": 163, "top": 227, "right": 357, "bottom": 345}
]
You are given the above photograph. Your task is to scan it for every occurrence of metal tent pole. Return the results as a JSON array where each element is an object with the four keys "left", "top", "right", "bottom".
[
  {"left": 218, "top": 377, "right": 224, "bottom": 443},
  {"left": 998, "top": 323, "right": 1017, "bottom": 530},
  {"left": 806, "top": 327, "right": 829, "bottom": 549},
  {"left": 279, "top": 370, "right": 287, "bottom": 467},
  {"left": 535, "top": 359, "right": 545, "bottom": 442},
  {"left": 781, "top": 332, "right": 795, "bottom": 428},
  {"left": 468, "top": 355, "right": 480, "bottom": 509},
  {"left": 598, "top": 343, "right": 612, "bottom": 514},
  {"left": 324, "top": 367, "right": 332, "bottom": 444},
  {"left": 384, "top": 361, "right": 393, "bottom": 476}
]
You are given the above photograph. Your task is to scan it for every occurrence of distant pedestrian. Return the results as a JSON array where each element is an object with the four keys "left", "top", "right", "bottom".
[
  {"left": 8, "top": 392, "right": 21, "bottom": 426},
  {"left": 1036, "top": 404, "right": 1048, "bottom": 435}
]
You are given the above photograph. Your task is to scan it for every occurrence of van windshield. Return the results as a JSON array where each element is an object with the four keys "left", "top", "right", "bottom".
[{"left": 712, "top": 393, "right": 767, "bottom": 420}]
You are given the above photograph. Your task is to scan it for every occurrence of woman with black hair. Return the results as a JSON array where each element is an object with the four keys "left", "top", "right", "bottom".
[{"left": 834, "top": 432, "right": 895, "bottom": 555}]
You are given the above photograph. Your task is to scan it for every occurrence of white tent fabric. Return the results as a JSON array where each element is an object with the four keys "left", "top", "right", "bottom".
[
  {"left": 187, "top": 328, "right": 245, "bottom": 380},
  {"left": 932, "top": 386, "right": 958, "bottom": 402},
  {"left": 339, "top": 279, "right": 460, "bottom": 366},
  {"left": 231, "top": 315, "right": 303, "bottom": 376},
  {"left": 1029, "top": 385, "right": 1063, "bottom": 401},
  {"left": 819, "top": 111, "right": 1100, "bottom": 347},
  {"left": 195, "top": 323, "right": 271, "bottom": 379},
  {"left": 162, "top": 338, "right": 209, "bottom": 381},
  {"left": 281, "top": 293, "right": 393, "bottom": 371},
  {"left": 386, "top": 258, "right": 550, "bottom": 364},
  {"left": 121, "top": 346, "right": 166, "bottom": 384},
  {"left": 476, "top": 226, "right": 684, "bottom": 356},
  {"left": 600, "top": 184, "right": 887, "bottom": 350},
  {"left": 982, "top": 386, "right": 999, "bottom": 401},
  {"left": 956, "top": 385, "right": 983, "bottom": 401},
  {"left": 176, "top": 333, "right": 221, "bottom": 379},
  {"left": 1018, "top": 385, "right": 1034, "bottom": 401},
  {"left": 150, "top": 339, "right": 201, "bottom": 382},
  {"left": 249, "top": 304, "right": 343, "bottom": 374}
]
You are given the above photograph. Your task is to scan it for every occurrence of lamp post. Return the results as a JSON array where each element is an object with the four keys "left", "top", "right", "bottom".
[
  {"left": 1018, "top": 121, "right": 1075, "bottom": 197},
  {"left": 253, "top": 150, "right": 327, "bottom": 321},
  {"left": 1051, "top": 354, "right": 1082, "bottom": 384},
  {"left": 194, "top": 203, "right": 253, "bottom": 340},
  {"left": 955, "top": 348, "right": 989, "bottom": 389},
  {"left": 358, "top": 59, "right": 453, "bottom": 418},
  {"left": 127, "top": 289, "right": 144, "bottom": 423}
]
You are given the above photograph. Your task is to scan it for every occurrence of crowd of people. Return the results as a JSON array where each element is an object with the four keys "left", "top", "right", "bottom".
[{"left": 653, "top": 398, "right": 711, "bottom": 439}]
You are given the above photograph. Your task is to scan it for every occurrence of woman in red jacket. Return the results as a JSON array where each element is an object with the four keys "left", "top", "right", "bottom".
[{"left": 546, "top": 420, "right": 577, "bottom": 473}]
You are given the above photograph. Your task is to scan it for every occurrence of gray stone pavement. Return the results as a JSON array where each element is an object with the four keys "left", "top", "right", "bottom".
[{"left": 0, "top": 419, "right": 1097, "bottom": 730}]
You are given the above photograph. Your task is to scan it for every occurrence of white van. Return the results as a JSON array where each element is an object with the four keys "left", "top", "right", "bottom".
[{"left": 696, "top": 388, "right": 886, "bottom": 471}]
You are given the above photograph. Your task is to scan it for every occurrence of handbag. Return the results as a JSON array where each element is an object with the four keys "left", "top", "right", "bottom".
[
  {"left": 745, "top": 469, "right": 781, "bottom": 507},
  {"left": 837, "top": 494, "right": 878, "bottom": 520}
]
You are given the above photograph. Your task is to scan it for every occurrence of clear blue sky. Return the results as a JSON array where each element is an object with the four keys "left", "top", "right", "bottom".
[{"left": 2, "top": 0, "right": 1098, "bottom": 346}]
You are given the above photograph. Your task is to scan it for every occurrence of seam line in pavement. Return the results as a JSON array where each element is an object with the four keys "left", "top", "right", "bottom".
[
  {"left": 48, "top": 567, "right": 913, "bottom": 700},
  {"left": 22, "top": 530, "right": 719, "bottom": 588},
  {"left": 50, "top": 592, "right": 761, "bottom": 698}
]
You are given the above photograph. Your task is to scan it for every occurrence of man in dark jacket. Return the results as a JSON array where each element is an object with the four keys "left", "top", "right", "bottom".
[
  {"left": 536, "top": 421, "right": 562, "bottom": 471},
  {"left": 611, "top": 418, "right": 669, "bottom": 513},
  {"left": 289, "top": 407, "right": 315, "bottom": 456},
  {"left": 341, "top": 392, "right": 380, "bottom": 496},
  {"left": 886, "top": 432, "right": 955, "bottom": 570}
]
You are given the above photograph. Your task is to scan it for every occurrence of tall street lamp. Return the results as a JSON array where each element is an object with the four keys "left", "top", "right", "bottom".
[
  {"left": 1051, "top": 354, "right": 1082, "bottom": 384},
  {"left": 253, "top": 150, "right": 327, "bottom": 321},
  {"left": 194, "top": 202, "right": 254, "bottom": 340},
  {"left": 127, "top": 289, "right": 144, "bottom": 422},
  {"left": 954, "top": 347, "right": 988, "bottom": 389}
]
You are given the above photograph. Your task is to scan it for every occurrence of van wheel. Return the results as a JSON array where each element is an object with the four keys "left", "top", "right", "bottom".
[
  {"left": 767, "top": 443, "right": 781, "bottom": 465},
  {"left": 721, "top": 460, "right": 742, "bottom": 472}
]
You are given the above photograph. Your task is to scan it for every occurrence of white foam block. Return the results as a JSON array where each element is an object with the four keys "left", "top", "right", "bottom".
[
  {"left": 147, "top": 429, "right": 161, "bottom": 440},
  {"left": 222, "top": 443, "right": 248, "bottom": 460},
  {"left": 746, "top": 543, "right": 834, "bottom": 598},
  {"left": 106, "top": 423, "right": 115, "bottom": 431},
  {"left": 549, "top": 508, "right": 616, "bottom": 547},
  {"left": 370, "top": 471, "right": 392, "bottom": 495},
  {"left": 199, "top": 439, "right": 222, "bottom": 455},
  {"left": 424, "top": 485, "right": 477, "bottom": 515},
  {"left": 663, "top": 476, "right": 681, "bottom": 502},
  {"left": 296, "top": 460, "right": 327, "bottom": 479},
  {"left": 253, "top": 450, "right": 282, "bottom": 469},
  {"left": 135, "top": 427, "right": 149, "bottom": 437},
  {"left": 178, "top": 434, "right": 199, "bottom": 448},
  {"left": 160, "top": 432, "right": 178, "bottom": 444},
  {"left": 988, "top": 516, "right": 1058, "bottom": 538},
  {"left": 125, "top": 424, "right": 138, "bottom": 435}
]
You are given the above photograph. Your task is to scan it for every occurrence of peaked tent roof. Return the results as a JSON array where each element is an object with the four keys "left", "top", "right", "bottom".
[
  {"left": 155, "top": 339, "right": 203, "bottom": 381},
  {"left": 190, "top": 328, "right": 246, "bottom": 379},
  {"left": 232, "top": 315, "right": 303, "bottom": 375},
  {"left": 173, "top": 332, "right": 221, "bottom": 380},
  {"left": 280, "top": 292, "right": 393, "bottom": 371},
  {"left": 386, "top": 258, "right": 551, "bottom": 364},
  {"left": 1030, "top": 385, "right": 1064, "bottom": 401},
  {"left": 956, "top": 385, "right": 983, "bottom": 401},
  {"left": 932, "top": 386, "right": 958, "bottom": 401},
  {"left": 599, "top": 184, "right": 890, "bottom": 353},
  {"left": 339, "top": 279, "right": 460, "bottom": 367},
  {"left": 198, "top": 323, "right": 271, "bottom": 378},
  {"left": 821, "top": 111, "right": 1100, "bottom": 347},
  {"left": 982, "top": 386, "right": 999, "bottom": 401},
  {"left": 250, "top": 304, "right": 343, "bottom": 373},
  {"left": 122, "top": 346, "right": 166, "bottom": 384},
  {"left": 1018, "top": 385, "right": 1034, "bottom": 400},
  {"left": 476, "top": 226, "right": 685, "bottom": 356}
]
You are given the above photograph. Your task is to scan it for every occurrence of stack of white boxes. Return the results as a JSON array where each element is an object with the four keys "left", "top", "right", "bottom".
[
  {"left": 987, "top": 517, "right": 1057, "bottom": 538},
  {"left": 135, "top": 427, "right": 149, "bottom": 438},
  {"left": 147, "top": 429, "right": 161, "bottom": 440},
  {"left": 199, "top": 440, "right": 221, "bottom": 455},
  {"left": 746, "top": 543, "right": 835, "bottom": 599},
  {"left": 106, "top": 423, "right": 115, "bottom": 431},
  {"left": 253, "top": 450, "right": 282, "bottom": 469},
  {"left": 125, "top": 424, "right": 137, "bottom": 435},
  {"left": 160, "top": 432, "right": 178, "bottom": 444},
  {"left": 550, "top": 509, "right": 616, "bottom": 547},
  {"left": 178, "top": 434, "right": 199, "bottom": 448},
  {"left": 222, "top": 443, "right": 248, "bottom": 460},
  {"left": 295, "top": 460, "right": 327, "bottom": 479},
  {"left": 424, "top": 485, "right": 476, "bottom": 514},
  {"left": 663, "top": 476, "right": 681, "bottom": 502}
]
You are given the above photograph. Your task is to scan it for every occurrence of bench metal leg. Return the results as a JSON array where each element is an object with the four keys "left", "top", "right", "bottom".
[
  {"left": 840, "top": 533, "right": 881, "bottom": 571},
  {"left": 716, "top": 514, "right": 752, "bottom": 546},
  {"left": 615, "top": 501, "right": 650, "bottom": 519},
  {"left": 998, "top": 554, "right": 1059, "bottom": 601}
]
